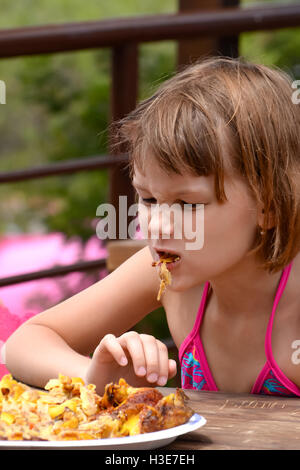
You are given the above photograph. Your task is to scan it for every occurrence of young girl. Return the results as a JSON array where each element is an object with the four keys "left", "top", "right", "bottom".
[{"left": 4, "top": 56, "right": 300, "bottom": 396}]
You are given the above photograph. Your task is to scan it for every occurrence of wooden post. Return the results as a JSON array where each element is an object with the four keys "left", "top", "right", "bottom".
[
  {"left": 109, "top": 43, "right": 138, "bottom": 240},
  {"left": 107, "top": 44, "right": 147, "bottom": 266},
  {"left": 177, "top": 0, "right": 240, "bottom": 69}
]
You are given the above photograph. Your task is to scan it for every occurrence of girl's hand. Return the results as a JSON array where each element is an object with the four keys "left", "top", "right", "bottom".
[{"left": 85, "top": 331, "right": 177, "bottom": 392}]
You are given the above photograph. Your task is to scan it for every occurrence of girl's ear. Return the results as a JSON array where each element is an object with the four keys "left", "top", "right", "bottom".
[{"left": 257, "top": 205, "right": 276, "bottom": 231}]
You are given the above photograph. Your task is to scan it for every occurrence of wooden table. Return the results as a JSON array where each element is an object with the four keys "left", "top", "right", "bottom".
[{"left": 159, "top": 388, "right": 300, "bottom": 450}]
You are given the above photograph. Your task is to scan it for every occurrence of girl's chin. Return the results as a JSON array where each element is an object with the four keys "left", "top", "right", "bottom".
[{"left": 168, "top": 276, "right": 198, "bottom": 293}]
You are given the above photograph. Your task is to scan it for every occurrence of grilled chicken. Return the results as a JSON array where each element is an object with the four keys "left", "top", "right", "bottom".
[{"left": 0, "top": 374, "right": 193, "bottom": 441}]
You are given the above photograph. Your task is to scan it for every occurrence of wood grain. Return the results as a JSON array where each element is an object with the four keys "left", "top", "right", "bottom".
[{"left": 159, "top": 388, "right": 300, "bottom": 450}]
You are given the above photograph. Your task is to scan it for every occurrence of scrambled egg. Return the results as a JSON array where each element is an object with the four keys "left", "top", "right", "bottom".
[{"left": 0, "top": 374, "right": 193, "bottom": 441}]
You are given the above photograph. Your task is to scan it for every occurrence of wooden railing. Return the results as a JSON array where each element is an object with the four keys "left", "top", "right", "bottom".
[
  {"left": 0, "top": 2, "right": 300, "bottom": 288},
  {"left": 1, "top": 3, "right": 300, "bottom": 57}
]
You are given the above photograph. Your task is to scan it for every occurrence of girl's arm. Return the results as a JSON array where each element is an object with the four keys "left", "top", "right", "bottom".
[{"left": 4, "top": 246, "right": 169, "bottom": 391}]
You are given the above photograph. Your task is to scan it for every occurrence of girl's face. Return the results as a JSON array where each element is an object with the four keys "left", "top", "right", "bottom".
[{"left": 133, "top": 158, "right": 261, "bottom": 291}]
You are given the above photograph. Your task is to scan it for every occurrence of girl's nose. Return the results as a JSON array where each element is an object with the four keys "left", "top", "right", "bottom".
[
  {"left": 148, "top": 204, "right": 174, "bottom": 240},
  {"left": 139, "top": 204, "right": 175, "bottom": 241}
]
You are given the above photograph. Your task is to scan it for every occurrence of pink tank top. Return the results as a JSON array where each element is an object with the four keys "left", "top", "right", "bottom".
[{"left": 179, "top": 261, "right": 300, "bottom": 396}]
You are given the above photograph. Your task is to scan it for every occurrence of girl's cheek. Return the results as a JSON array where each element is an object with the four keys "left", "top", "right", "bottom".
[{"left": 181, "top": 207, "right": 205, "bottom": 252}]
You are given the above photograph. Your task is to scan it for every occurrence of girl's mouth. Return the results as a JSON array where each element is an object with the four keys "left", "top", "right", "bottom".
[{"left": 152, "top": 251, "right": 181, "bottom": 270}]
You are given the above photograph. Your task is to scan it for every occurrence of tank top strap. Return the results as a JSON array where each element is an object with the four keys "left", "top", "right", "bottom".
[
  {"left": 265, "top": 261, "right": 293, "bottom": 359},
  {"left": 178, "top": 281, "right": 210, "bottom": 362},
  {"left": 263, "top": 261, "right": 300, "bottom": 396},
  {"left": 191, "top": 281, "right": 211, "bottom": 335}
]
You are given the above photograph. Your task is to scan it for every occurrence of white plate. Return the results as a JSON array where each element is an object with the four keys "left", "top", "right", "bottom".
[{"left": 0, "top": 413, "right": 206, "bottom": 450}]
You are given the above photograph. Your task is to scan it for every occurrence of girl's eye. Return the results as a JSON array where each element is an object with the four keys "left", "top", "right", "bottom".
[
  {"left": 180, "top": 201, "right": 199, "bottom": 210},
  {"left": 140, "top": 197, "right": 201, "bottom": 210},
  {"left": 141, "top": 197, "right": 157, "bottom": 205}
]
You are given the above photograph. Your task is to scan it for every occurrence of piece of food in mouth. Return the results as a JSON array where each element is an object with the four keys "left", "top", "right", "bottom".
[
  {"left": 0, "top": 374, "right": 193, "bottom": 441},
  {"left": 152, "top": 252, "right": 180, "bottom": 301}
]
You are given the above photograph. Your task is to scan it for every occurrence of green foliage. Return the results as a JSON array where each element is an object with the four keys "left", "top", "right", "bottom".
[
  {"left": 0, "top": 1, "right": 177, "bottom": 238},
  {"left": 240, "top": 29, "right": 300, "bottom": 80}
]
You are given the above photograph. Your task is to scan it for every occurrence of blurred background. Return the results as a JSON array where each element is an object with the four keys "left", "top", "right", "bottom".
[{"left": 0, "top": 0, "right": 299, "bottom": 379}]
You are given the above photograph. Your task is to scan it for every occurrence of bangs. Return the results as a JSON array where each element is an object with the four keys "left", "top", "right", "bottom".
[{"left": 122, "top": 91, "right": 230, "bottom": 203}]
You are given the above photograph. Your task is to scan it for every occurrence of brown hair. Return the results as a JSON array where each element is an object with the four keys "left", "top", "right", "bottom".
[{"left": 112, "top": 56, "right": 300, "bottom": 273}]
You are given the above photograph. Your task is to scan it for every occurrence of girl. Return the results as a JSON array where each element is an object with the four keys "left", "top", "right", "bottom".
[{"left": 4, "top": 56, "right": 300, "bottom": 396}]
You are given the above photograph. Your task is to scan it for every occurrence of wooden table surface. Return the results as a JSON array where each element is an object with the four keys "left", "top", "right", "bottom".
[{"left": 159, "top": 388, "right": 300, "bottom": 450}]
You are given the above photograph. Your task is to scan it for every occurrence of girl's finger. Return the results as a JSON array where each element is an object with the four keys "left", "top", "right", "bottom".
[
  {"left": 139, "top": 334, "right": 161, "bottom": 383},
  {"left": 155, "top": 339, "right": 169, "bottom": 386},
  {"left": 118, "top": 331, "right": 147, "bottom": 377},
  {"left": 168, "top": 359, "right": 177, "bottom": 379},
  {"left": 96, "top": 334, "right": 128, "bottom": 366}
]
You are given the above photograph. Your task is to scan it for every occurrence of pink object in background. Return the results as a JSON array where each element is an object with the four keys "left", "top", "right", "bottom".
[
  {"left": 0, "top": 304, "right": 34, "bottom": 377},
  {"left": 0, "top": 233, "right": 107, "bottom": 317},
  {"left": 0, "top": 233, "right": 107, "bottom": 378}
]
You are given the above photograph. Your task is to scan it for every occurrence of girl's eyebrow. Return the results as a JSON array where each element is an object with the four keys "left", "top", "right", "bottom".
[{"left": 132, "top": 182, "right": 208, "bottom": 196}]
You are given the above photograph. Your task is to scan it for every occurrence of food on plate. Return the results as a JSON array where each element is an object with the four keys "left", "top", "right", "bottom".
[
  {"left": 152, "top": 253, "right": 180, "bottom": 300},
  {"left": 0, "top": 374, "right": 193, "bottom": 441}
]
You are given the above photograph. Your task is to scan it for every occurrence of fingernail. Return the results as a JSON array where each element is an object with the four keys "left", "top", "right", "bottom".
[
  {"left": 120, "top": 356, "right": 128, "bottom": 366},
  {"left": 147, "top": 373, "right": 158, "bottom": 383},
  {"left": 157, "top": 376, "right": 167, "bottom": 386},
  {"left": 137, "top": 366, "right": 146, "bottom": 376}
]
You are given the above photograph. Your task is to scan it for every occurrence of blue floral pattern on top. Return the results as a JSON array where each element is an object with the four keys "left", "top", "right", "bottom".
[
  {"left": 181, "top": 347, "right": 208, "bottom": 391},
  {"left": 260, "top": 370, "right": 295, "bottom": 396}
]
